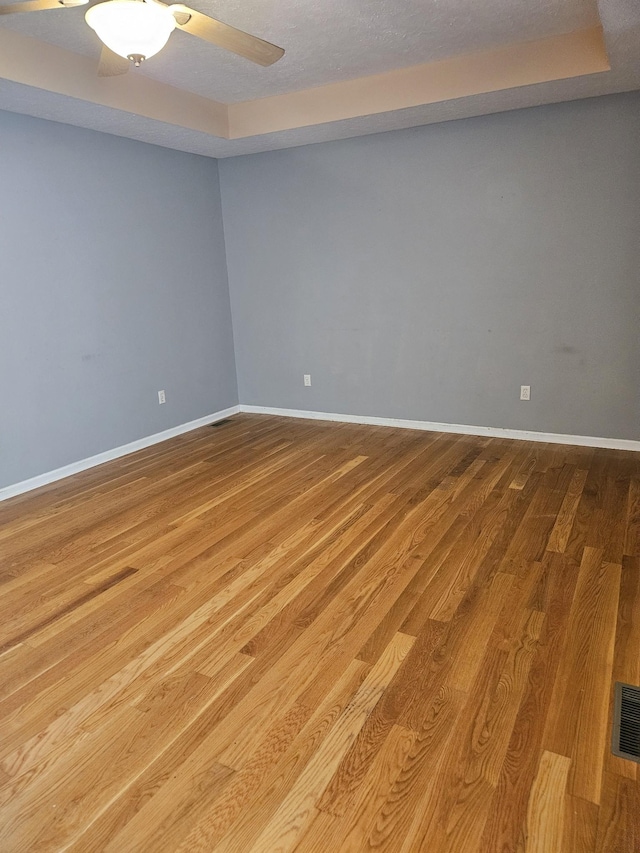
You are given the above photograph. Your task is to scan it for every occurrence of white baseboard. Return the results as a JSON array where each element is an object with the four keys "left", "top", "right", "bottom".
[
  {"left": 240, "top": 405, "right": 640, "bottom": 452},
  {"left": 3, "top": 401, "right": 638, "bottom": 503},
  {"left": 0, "top": 405, "right": 240, "bottom": 503}
]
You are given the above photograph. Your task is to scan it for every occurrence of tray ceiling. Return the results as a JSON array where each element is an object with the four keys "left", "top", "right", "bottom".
[{"left": 0, "top": 0, "right": 638, "bottom": 157}]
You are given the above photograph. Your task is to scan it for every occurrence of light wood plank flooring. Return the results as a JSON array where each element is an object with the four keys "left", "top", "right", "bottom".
[{"left": 0, "top": 414, "right": 638, "bottom": 852}]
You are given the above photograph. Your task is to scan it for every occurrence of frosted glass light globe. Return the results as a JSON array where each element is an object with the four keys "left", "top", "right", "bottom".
[{"left": 86, "top": 0, "right": 176, "bottom": 63}]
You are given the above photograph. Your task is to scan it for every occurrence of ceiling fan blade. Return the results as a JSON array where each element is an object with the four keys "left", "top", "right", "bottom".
[
  {"left": 0, "top": 0, "right": 86, "bottom": 14},
  {"left": 97, "top": 45, "right": 130, "bottom": 77},
  {"left": 169, "top": 5, "right": 284, "bottom": 66}
]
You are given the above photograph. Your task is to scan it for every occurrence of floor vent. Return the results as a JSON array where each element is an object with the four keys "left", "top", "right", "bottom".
[
  {"left": 210, "top": 419, "right": 230, "bottom": 428},
  {"left": 612, "top": 682, "right": 640, "bottom": 763}
]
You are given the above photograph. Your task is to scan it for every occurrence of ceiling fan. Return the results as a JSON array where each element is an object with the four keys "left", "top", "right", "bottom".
[{"left": 0, "top": 0, "right": 285, "bottom": 76}]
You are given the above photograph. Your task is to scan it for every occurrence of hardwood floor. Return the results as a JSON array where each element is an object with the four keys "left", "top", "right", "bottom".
[{"left": 0, "top": 413, "right": 638, "bottom": 852}]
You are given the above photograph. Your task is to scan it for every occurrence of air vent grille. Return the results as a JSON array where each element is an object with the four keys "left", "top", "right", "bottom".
[
  {"left": 210, "top": 419, "right": 230, "bottom": 428},
  {"left": 612, "top": 682, "right": 640, "bottom": 763}
]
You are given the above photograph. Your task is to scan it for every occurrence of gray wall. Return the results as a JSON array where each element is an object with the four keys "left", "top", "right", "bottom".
[
  {"left": 0, "top": 110, "right": 237, "bottom": 489},
  {"left": 3, "top": 93, "right": 639, "bottom": 492},
  {"left": 220, "top": 92, "right": 640, "bottom": 441}
]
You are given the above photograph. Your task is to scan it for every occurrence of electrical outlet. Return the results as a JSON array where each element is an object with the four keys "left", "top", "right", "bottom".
[
  {"left": 158, "top": 390, "right": 166, "bottom": 404},
  {"left": 520, "top": 385, "right": 531, "bottom": 401},
  {"left": 304, "top": 374, "right": 311, "bottom": 387}
]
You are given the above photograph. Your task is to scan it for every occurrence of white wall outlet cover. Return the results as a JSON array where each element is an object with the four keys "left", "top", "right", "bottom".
[
  {"left": 158, "top": 390, "right": 166, "bottom": 404},
  {"left": 520, "top": 385, "right": 531, "bottom": 400},
  {"left": 304, "top": 374, "right": 311, "bottom": 386}
]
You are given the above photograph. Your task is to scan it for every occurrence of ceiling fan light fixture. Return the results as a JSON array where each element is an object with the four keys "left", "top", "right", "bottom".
[{"left": 85, "top": 0, "right": 176, "bottom": 64}]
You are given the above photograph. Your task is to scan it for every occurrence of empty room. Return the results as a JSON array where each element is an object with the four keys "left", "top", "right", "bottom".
[{"left": 1, "top": 0, "right": 639, "bottom": 850}]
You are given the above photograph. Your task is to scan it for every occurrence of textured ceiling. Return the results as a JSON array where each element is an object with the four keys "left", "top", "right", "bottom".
[
  {"left": 0, "top": 0, "right": 638, "bottom": 157},
  {"left": 0, "top": 0, "right": 601, "bottom": 102}
]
